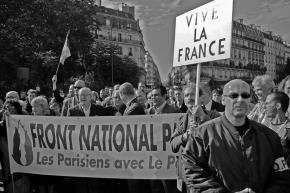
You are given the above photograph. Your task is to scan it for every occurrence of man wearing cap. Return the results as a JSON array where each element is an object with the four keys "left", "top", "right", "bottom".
[{"left": 182, "top": 79, "right": 290, "bottom": 193}]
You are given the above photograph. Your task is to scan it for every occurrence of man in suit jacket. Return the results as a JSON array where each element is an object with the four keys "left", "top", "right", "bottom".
[
  {"left": 146, "top": 85, "right": 180, "bottom": 193},
  {"left": 119, "top": 82, "right": 145, "bottom": 116},
  {"left": 119, "top": 82, "right": 148, "bottom": 193},
  {"left": 68, "top": 87, "right": 115, "bottom": 193},
  {"left": 69, "top": 87, "right": 115, "bottom": 116},
  {"left": 61, "top": 79, "right": 85, "bottom": 116}
]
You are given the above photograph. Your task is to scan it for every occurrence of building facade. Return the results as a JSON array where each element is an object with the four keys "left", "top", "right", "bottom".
[
  {"left": 93, "top": 1, "right": 146, "bottom": 68},
  {"left": 263, "top": 31, "right": 276, "bottom": 79},
  {"left": 168, "top": 19, "right": 290, "bottom": 86},
  {"left": 144, "top": 51, "right": 161, "bottom": 87}
]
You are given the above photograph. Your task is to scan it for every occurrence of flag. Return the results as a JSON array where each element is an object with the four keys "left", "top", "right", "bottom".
[{"left": 59, "top": 30, "right": 71, "bottom": 65}]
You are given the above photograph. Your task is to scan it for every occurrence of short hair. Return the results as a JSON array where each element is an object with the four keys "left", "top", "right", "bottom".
[
  {"left": 278, "top": 75, "right": 290, "bottom": 92},
  {"left": 152, "top": 85, "right": 167, "bottom": 96},
  {"left": 31, "top": 96, "right": 49, "bottom": 112},
  {"left": 270, "top": 92, "right": 289, "bottom": 113},
  {"left": 6, "top": 91, "right": 20, "bottom": 100},
  {"left": 3, "top": 99, "right": 23, "bottom": 114},
  {"left": 27, "top": 89, "right": 37, "bottom": 95},
  {"left": 182, "top": 82, "right": 211, "bottom": 97},
  {"left": 119, "top": 82, "right": 135, "bottom": 97},
  {"left": 212, "top": 87, "right": 223, "bottom": 95},
  {"left": 252, "top": 75, "right": 275, "bottom": 89}
]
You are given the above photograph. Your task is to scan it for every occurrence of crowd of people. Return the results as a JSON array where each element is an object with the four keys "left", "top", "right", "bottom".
[{"left": 1, "top": 74, "right": 290, "bottom": 193}]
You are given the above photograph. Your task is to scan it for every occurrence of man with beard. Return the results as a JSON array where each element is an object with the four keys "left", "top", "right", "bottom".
[
  {"left": 182, "top": 79, "right": 290, "bottom": 193},
  {"left": 248, "top": 75, "right": 275, "bottom": 123}
]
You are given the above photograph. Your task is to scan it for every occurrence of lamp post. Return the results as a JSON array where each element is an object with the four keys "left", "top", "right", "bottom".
[{"left": 110, "top": 26, "right": 114, "bottom": 86}]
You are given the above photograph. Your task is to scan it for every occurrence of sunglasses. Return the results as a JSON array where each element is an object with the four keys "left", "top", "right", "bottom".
[
  {"left": 74, "top": 86, "right": 82, "bottom": 89},
  {"left": 223, "top": 92, "right": 251, "bottom": 99}
]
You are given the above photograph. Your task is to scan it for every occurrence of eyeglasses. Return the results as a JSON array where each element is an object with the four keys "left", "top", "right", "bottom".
[
  {"left": 74, "top": 86, "right": 82, "bottom": 89},
  {"left": 223, "top": 92, "right": 251, "bottom": 99}
]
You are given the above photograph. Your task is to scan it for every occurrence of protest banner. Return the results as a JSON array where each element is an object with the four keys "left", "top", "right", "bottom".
[
  {"left": 173, "top": 0, "right": 233, "bottom": 67},
  {"left": 6, "top": 114, "right": 184, "bottom": 179}
]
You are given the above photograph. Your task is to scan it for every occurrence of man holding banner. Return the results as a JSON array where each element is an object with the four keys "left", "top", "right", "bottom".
[{"left": 182, "top": 79, "right": 290, "bottom": 193}]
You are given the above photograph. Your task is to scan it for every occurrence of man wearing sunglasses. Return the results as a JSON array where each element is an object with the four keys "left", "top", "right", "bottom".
[
  {"left": 61, "top": 79, "right": 85, "bottom": 116},
  {"left": 182, "top": 79, "right": 290, "bottom": 193}
]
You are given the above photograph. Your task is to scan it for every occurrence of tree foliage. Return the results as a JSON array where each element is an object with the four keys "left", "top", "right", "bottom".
[{"left": 0, "top": 0, "right": 143, "bottom": 95}]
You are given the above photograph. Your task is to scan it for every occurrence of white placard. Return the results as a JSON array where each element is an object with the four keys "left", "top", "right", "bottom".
[{"left": 173, "top": 0, "right": 233, "bottom": 67}]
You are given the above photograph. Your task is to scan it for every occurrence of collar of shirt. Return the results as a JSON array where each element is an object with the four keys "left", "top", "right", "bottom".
[
  {"left": 154, "top": 101, "right": 167, "bottom": 114},
  {"left": 80, "top": 104, "right": 91, "bottom": 117},
  {"left": 126, "top": 97, "right": 136, "bottom": 107}
]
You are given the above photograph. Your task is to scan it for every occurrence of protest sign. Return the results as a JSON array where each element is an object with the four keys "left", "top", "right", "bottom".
[
  {"left": 6, "top": 114, "right": 183, "bottom": 179},
  {"left": 173, "top": 0, "right": 233, "bottom": 67}
]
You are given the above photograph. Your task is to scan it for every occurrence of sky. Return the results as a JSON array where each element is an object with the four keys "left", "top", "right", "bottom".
[{"left": 102, "top": 0, "right": 290, "bottom": 81}]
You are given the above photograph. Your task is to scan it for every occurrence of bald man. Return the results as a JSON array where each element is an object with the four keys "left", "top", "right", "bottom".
[{"left": 182, "top": 79, "right": 290, "bottom": 193}]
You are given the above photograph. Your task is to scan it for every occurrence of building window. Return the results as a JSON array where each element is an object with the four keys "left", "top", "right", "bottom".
[
  {"left": 129, "top": 35, "right": 132, "bottom": 40},
  {"left": 119, "top": 46, "right": 123, "bottom": 55},
  {"left": 118, "top": 33, "right": 122, "bottom": 42},
  {"left": 129, "top": 48, "right": 133, "bottom": 56}
]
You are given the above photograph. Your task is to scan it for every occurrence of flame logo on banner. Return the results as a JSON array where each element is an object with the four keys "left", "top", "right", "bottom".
[{"left": 12, "top": 121, "right": 33, "bottom": 166}]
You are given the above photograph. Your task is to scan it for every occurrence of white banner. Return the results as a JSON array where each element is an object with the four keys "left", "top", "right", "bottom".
[
  {"left": 6, "top": 114, "right": 184, "bottom": 179},
  {"left": 173, "top": 0, "right": 233, "bottom": 67}
]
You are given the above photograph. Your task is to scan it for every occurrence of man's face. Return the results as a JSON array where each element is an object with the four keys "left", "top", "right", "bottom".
[
  {"left": 253, "top": 84, "right": 271, "bottom": 102},
  {"left": 212, "top": 92, "right": 222, "bottom": 103},
  {"left": 28, "top": 93, "right": 36, "bottom": 103},
  {"left": 74, "top": 84, "right": 84, "bottom": 96},
  {"left": 168, "top": 89, "right": 174, "bottom": 98},
  {"left": 4, "top": 103, "right": 17, "bottom": 114},
  {"left": 69, "top": 85, "right": 74, "bottom": 96},
  {"left": 284, "top": 80, "right": 290, "bottom": 98},
  {"left": 79, "top": 89, "right": 91, "bottom": 106},
  {"left": 112, "top": 92, "right": 123, "bottom": 107},
  {"left": 32, "top": 104, "right": 43, "bottom": 116},
  {"left": 223, "top": 82, "right": 250, "bottom": 118},
  {"left": 20, "top": 91, "right": 26, "bottom": 98},
  {"left": 265, "top": 94, "right": 278, "bottom": 118},
  {"left": 136, "top": 91, "right": 147, "bottom": 105},
  {"left": 151, "top": 89, "right": 165, "bottom": 108},
  {"left": 184, "top": 88, "right": 195, "bottom": 108},
  {"left": 174, "top": 90, "right": 182, "bottom": 103},
  {"left": 138, "top": 82, "right": 145, "bottom": 91},
  {"left": 100, "top": 90, "right": 108, "bottom": 99}
]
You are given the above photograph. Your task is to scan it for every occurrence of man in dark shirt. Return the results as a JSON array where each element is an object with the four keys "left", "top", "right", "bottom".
[{"left": 182, "top": 79, "right": 290, "bottom": 193}]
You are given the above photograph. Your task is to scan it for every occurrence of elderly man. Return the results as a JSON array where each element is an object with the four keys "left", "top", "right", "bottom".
[
  {"left": 170, "top": 83, "right": 220, "bottom": 193},
  {"left": 182, "top": 79, "right": 290, "bottom": 193},
  {"left": 69, "top": 87, "right": 115, "bottom": 116},
  {"left": 248, "top": 74, "right": 275, "bottom": 122},
  {"left": 119, "top": 82, "right": 147, "bottom": 193},
  {"left": 61, "top": 79, "right": 85, "bottom": 116},
  {"left": 263, "top": 92, "right": 290, "bottom": 165},
  {"left": 68, "top": 87, "right": 115, "bottom": 193}
]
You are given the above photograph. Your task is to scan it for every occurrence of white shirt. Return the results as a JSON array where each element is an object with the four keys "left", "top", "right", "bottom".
[{"left": 81, "top": 104, "right": 91, "bottom": 117}]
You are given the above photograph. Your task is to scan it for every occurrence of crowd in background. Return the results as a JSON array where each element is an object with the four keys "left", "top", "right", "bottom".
[{"left": 1, "top": 74, "right": 290, "bottom": 193}]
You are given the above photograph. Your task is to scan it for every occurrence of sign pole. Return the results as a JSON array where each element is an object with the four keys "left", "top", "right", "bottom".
[{"left": 195, "top": 63, "right": 201, "bottom": 105}]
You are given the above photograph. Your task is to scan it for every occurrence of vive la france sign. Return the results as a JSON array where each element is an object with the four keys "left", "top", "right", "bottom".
[{"left": 173, "top": 0, "right": 233, "bottom": 67}]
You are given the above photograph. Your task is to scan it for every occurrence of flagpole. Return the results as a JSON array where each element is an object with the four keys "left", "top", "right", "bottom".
[{"left": 55, "top": 62, "right": 61, "bottom": 75}]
